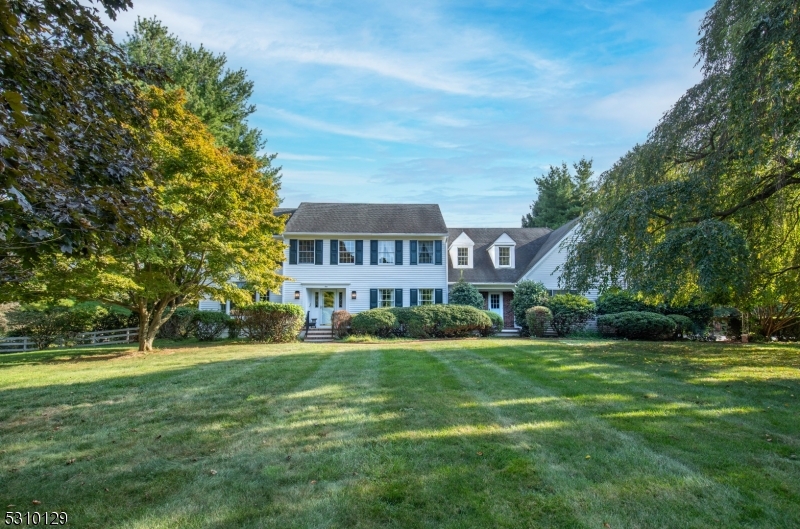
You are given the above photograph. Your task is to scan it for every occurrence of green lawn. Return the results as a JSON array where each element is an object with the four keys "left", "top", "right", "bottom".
[{"left": 1, "top": 338, "right": 798, "bottom": 528}]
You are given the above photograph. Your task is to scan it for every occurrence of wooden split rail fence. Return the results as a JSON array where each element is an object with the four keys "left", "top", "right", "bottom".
[{"left": 0, "top": 327, "right": 139, "bottom": 354}]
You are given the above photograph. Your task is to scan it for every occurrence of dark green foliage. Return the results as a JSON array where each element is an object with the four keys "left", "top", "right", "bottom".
[
  {"left": 547, "top": 294, "right": 595, "bottom": 337},
  {"left": 522, "top": 157, "right": 593, "bottom": 229},
  {"left": 448, "top": 278, "right": 484, "bottom": 309},
  {"left": 350, "top": 309, "right": 399, "bottom": 338},
  {"left": 233, "top": 302, "right": 304, "bottom": 343},
  {"left": 403, "top": 305, "right": 493, "bottom": 339},
  {"left": 332, "top": 310, "right": 352, "bottom": 339},
  {"left": 191, "top": 311, "right": 231, "bottom": 341},
  {"left": 598, "top": 311, "right": 677, "bottom": 340},
  {"left": 526, "top": 306, "right": 553, "bottom": 337},
  {"left": 511, "top": 281, "right": 549, "bottom": 336},
  {"left": 596, "top": 290, "right": 650, "bottom": 315},
  {"left": 483, "top": 311, "right": 503, "bottom": 336},
  {"left": 157, "top": 307, "right": 198, "bottom": 340},
  {"left": 1, "top": 0, "right": 151, "bottom": 277},
  {"left": 664, "top": 302, "right": 714, "bottom": 332},
  {"left": 667, "top": 314, "right": 694, "bottom": 338}
]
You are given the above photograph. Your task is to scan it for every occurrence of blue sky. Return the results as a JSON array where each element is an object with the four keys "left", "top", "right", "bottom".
[{"left": 106, "top": 0, "right": 712, "bottom": 227}]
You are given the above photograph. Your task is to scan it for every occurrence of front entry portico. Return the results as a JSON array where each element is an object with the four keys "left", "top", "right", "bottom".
[{"left": 304, "top": 285, "right": 348, "bottom": 327}]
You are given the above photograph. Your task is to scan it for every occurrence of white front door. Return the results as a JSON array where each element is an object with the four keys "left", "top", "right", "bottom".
[
  {"left": 489, "top": 293, "right": 503, "bottom": 321},
  {"left": 320, "top": 290, "right": 335, "bottom": 326}
]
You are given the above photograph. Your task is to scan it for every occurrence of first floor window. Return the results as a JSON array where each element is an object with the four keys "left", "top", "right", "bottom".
[
  {"left": 379, "top": 289, "right": 394, "bottom": 308},
  {"left": 490, "top": 294, "right": 500, "bottom": 309},
  {"left": 378, "top": 241, "right": 395, "bottom": 264},
  {"left": 457, "top": 247, "right": 469, "bottom": 266},
  {"left": 418, "top": 241, "right": 434, "bottom": 264},
  {"left": 299, "top": 240, "right": 315, "bottom": 263},
  {"left": 339, "top": 240, "right": 355, "bottom": 264},
  {"left": 499, "top": 247, "right": 510, "bottom": 266},
  {"left": 420, "top": 289, "right": 434, "bottom": 305}
]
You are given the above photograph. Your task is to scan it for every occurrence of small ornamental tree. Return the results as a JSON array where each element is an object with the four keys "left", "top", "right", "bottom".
[
  {"left": 547, "top": 294, "right": 595, "bottom": 336},
  {"left": 511, "top": 281, "right": 549, "bottom": 336},
  {"left": 449, "top": 278, "right": 484, "bottom": 309}
]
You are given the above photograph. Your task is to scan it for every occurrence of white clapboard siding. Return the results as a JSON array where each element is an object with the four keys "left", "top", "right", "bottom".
[
  {"left": 282, "top": 237, "right": 449, "bottom": 315},
  {"left": 522, "top": 225, "right": 599, "bottom": 301}
]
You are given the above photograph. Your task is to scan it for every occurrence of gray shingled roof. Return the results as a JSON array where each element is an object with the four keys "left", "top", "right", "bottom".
[
  {"left": 520, "top": 218, "right": 579, "bottom": 277},
  {"left": 283, "top": 202, "right": 448, "bottom": 235},
  {"left": 447, "top": 227, "right": 552, "bottom": 284}
]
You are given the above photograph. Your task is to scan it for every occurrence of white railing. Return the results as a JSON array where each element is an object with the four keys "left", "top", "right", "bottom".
[{"left": 0, "top": 327, "right": 139, "bottom": 354}]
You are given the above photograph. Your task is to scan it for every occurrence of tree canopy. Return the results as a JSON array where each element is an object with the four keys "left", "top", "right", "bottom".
[
  {"left": 561, "top": 0, "right": 800, "bottom": 308},
  {"left": 1, "top": 0, "right": 151, "bottom": 280},
  {"left": 123, "top": 17, "right": 265, "bottom": 159},
  {"left": 521, "top": 158, "right": 593, "bottom": 229},
  {"left": 6, "top": 88, "right": 286, "bottom": 351}
]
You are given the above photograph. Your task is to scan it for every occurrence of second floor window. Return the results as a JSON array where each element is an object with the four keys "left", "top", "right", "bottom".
[
  {"left": 378, "top": 241, "right": 394, "bottom": 264},
  {"left": 499, "top": 247, "right": 510, "bottom": 266},
  {"left": 457, "top": 247, "right": 469, "bottom": 266},
  {"left": 299, "top": 240, "right": 315, "bottom": 264},
  {"left": 339, "top": 240, "right": 355, "bottom": 264},
  {"left": 418, "top": 241, "right": 433, "bottom": 264}
]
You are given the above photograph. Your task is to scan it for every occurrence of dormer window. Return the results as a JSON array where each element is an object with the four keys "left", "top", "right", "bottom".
[
  {"left": 499, "top": 247, "right": 511, "bottom": 266},
  {"left": 449, "top": 232, "right": 475, "bottom": 269},
  {"left": 488, "top": 233, "right": 516, "bottom": 268},
  {"left": 457, "top": 247, "right": 469, "bottom": 266}
]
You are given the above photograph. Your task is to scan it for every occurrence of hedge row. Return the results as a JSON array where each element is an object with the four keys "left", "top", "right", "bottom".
[{"left": 349, "top": 305, "right": 497, "bottom": 339}]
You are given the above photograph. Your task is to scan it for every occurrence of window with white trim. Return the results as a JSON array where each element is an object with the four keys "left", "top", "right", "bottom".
[
  {"left": 418, "top": 241, "right": 433, "bottom": 264},
  {"left": 379, "top": 288, "right": 394, "bottom": 308},
  {"left": 378, "top": 241, "right": 394, "bottom": 264},
  {"left": 499, "top": 247, "right": 510, "bottom": 266},
  {"left": 420, "top": 289, "right": 434, "bottom": 305},
  {"left": 457, "top": 247, "right": 469, "bottom": 266},
  {"left": 339, "top": 240, "right": 355, "bottom": 264},
  {"left": 490, "top": 294, "right": 500, "bottom": 309},
  {"left": 298, "top": 240, "right": 315, "bottom": 264}
]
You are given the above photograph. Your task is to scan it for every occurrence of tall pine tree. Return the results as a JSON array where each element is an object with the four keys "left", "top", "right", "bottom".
[{"left": 522, "top": 157, "right": 594, "bottom": 229}]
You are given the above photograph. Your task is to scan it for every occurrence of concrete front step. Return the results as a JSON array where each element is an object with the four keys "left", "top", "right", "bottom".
[{"left": 304, "top": 328, "right": 334, "bottom": 342}]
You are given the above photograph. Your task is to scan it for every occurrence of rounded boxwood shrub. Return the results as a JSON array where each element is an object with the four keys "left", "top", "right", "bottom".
[
  {"left": 350, "top": 309, "right": 399, "bottom": 338},
  {"left": 547, "top": 294, "right": 595, "bottom": 337},
  {"left": 666, "top": 314, "right": 694, "bottom": 338},
  {"left": 233, "top": 302, "right": 304, "bottom": 343},
  {"left": 525, "top": 306, "right": 552, "bottom": 337},
  {"left": 192, "top": 311, "right": 231, "bottom": 341},
  {"left": 595, "top": 289, "right": 650, "bottom": 315},
  {"left": 483, "top": 310, "right": 503, "bottom": 336},
  {"left": 597, "top": 311, "right": 677, "bottom": 340},
  {"left": 448, "top": 278, "right": 484, "bottom": 309},
  {"left": 511, "top": 280, "right": 549, "bottom": 336},
  {"left": 405, "top": 304, "right": 492, "bottom": 338}
]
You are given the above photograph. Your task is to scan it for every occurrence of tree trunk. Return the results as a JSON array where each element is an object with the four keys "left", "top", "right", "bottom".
[
  {"left": 137, "top": 304, "right": 171, "bottom": 352},
  {"left": 137, "top": 309, "right": 149, "bottom": 352}
]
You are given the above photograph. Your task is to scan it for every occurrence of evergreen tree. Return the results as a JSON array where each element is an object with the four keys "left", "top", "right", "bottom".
[{"left": 522, "top": 157, "right": 594, "bottom": 229}]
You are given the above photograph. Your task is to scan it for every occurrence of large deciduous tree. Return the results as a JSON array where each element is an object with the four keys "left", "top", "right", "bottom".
[
  {"left": 522, "top": 158, "right": 593, "bottom": 229},
  {"left": 0, "top": 0, "right": 151, "bottom": 280},
  {"left": 7, "top": 88, "right": 286, "bottom": 351},
  {"left": 561, "top": 0, "right": 800, "bottom": 309}
]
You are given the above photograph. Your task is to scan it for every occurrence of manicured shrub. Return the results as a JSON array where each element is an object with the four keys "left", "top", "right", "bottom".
[
  {"left": 233, "top": 302, "right": 304, "bottom": 343},
  {"left": 448, "top": 278, "right": 484, "bottom": 309},
  {"left": 667, "top": 314, "right": 694, "bottom": 338},
  {"left": 350, "top": 309, "right": 399, "bottom": 338},
  {"left": 192, "top": 311, "right": 231, "bottom": 341},
  {"left": 404, "top": 305, "right": 492, "bottom": 338},
  {"left": 483, "top": 311, "right": 503, "bottom": 336},
  {"left": 665, "top": 302, "right": 714, "bottom": 332},
  {"left": 158, "top": 307, "right": 198, "bottom": 340},
  {"left": 597, "top": 311, "right": 677, "bottom": 340},
  {"left": 511, "top": 280, "right": 549, "bottom": 336},
  {"left": 547, "top": 294, "right": 595, "bottom": 337},
  {"left": 596, "top": 289, "right": 650, "bottom": 315},
  {"left": 526, "top": 306, "right": 553, "bottom": 337},
  {"left": 332, "top": 310, "right": 352, "bottom": 339}
]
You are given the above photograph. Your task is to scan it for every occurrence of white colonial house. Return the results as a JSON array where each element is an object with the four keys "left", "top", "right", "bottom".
[{"left": 200, "top": 202, "right": 594, "bottom": 332}]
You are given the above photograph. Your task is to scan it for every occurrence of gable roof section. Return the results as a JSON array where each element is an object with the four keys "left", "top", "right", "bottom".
[
  {"left": 447, "top": 227, "right": 551, "bottom": 284},
  {"left": 521, "top": 218, "right": 580, "bottom": 277},
  {"left": 283, "top": 202, "right": 448, "bottom": 235}
]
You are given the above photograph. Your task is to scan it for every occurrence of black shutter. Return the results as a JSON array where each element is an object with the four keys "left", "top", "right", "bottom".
[
  {"left": 289, "top": 239, "right": 298, "bottom": 265},
  {"left": 370, "top": 240, "right": 378, "bottom": 265},
  {"left": 435, "top": 288, "right": 443, "bottom": 304},
  {"left": 370, "top": 289, "right": 378, "bottom": 309},
  {"left": 315, "top": 239, "right": 323, "bottom": 265},
  {"left": 410, "top": 288, "right": 418, "bottom": 306},
  {"left": 355, "top": 240, "right": 363, "bottom": 265},
  {"left": 395, "top": 240, "right": 403, "bottom": 265},
  {"left": 395, "top": 288, "right": 403, "bottom": 307},
  {"left": 330, "top": 239, "right": 338, "bottom": 265},
  {"left": 410, "top": 240, "right": 417, "bottom": 265},
  {"left": 434, "top": 240, "right": 443, "bottom": 265}
]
